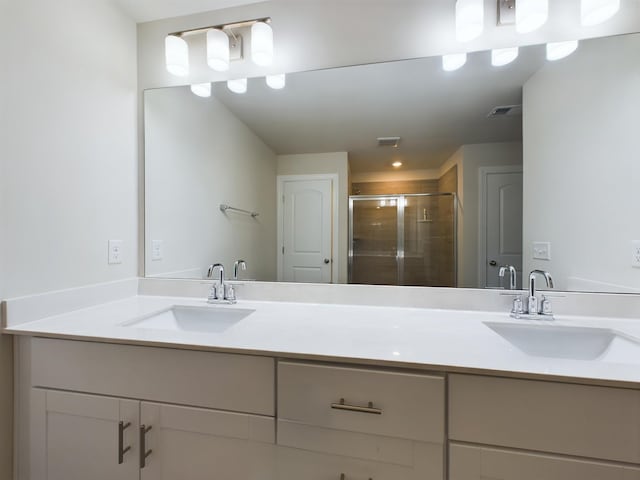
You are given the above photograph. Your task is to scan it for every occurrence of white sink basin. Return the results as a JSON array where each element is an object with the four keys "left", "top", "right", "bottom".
[
  {"left": 123, "top": 305, "right": 255, "bottom": 333},
  {"left": 484, "top": 322, "right": 627, "bottom": 360}
]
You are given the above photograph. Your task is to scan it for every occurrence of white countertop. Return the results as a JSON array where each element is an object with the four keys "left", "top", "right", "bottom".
[{"left": 6, "top": 295, "right": 640, "bottom": 388}]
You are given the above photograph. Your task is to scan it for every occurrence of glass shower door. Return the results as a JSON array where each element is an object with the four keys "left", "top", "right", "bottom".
[{"left": 349, "top": 197, "right": 399, "bottom": 285}]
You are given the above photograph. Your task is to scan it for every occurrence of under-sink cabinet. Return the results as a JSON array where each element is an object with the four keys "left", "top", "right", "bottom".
[{"left": 31, "top": 389, "right": 275, "bottom": 480}]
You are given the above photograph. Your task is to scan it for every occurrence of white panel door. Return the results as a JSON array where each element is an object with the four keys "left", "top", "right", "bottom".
[
  {"left": 282, "top": 179, "right": 333, "bottom": 283},
  {"left": 140, "top": 402, "right": 276, "bottom": 480},
  {"left": 484, "top": 171, "right": 523, "bottom": 288},
  {"left": 31, "top": 389, "right": 139, "bottom": 480}
]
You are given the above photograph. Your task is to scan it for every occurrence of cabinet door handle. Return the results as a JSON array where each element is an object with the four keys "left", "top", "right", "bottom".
[
  {"left": 117, "top": 421, "right": 131, "bottom": 465},
  {"left": 331, "top": 398, "right": 382, "bottom": 415},
  {"left": 139, "top": 425, "right": 153, "bottom": 468},
  {"left": 340, "top": 474, "right": 373, "bottom": 480}
]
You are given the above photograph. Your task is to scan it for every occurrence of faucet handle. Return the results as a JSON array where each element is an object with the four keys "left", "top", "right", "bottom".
[
  {"left": 224, "top": 283, "right": 236, "bottom": 302},
  {"left": 207, "top": 283, "right": 220, "bottom": 303},
  {"left": 540, "top": 295, "right": 553, "bottom": 316}
]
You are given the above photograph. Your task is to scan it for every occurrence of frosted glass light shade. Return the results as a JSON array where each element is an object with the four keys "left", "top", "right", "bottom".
[
  {"left": 227, "top": 78, "right": 248, "bottom": 94},
  {"left": 165, "top": 35, "right": 189, "bottom": 77},
  {"left": 266, "top": 74, "right": 286, "bottom": 89},
  {"left": 581, "top": 0, "right": 620, "bottom": 26},
  {"left": 516, "top": 0, "right": 548, "bottom": 33},
  {"left": 190, "top": 83, "right": 211, "bottom": 98},
  {"left": 546, "top": 40, "right": 579, "bottom": 61},
  {"left": 207, "top": 29, "right": 230, "bottom": 72},
  {"left": 251, "top": 22, "right": 274, "bottom": 66},
  {"left": 442, "top": 53, "right": 467, "bottom": 71},
  {"left": 491, "top": 47, "right": 519, "bottom": 66},
  {"left": 455, "top": 0, "right": 484, "bottom": 43}
]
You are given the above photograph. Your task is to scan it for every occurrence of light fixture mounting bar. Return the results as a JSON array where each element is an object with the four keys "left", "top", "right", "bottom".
[
  {"left": 497, "top": 0, "right": 516, "bottom": 26},
  {"left": 169, "top": 17, "right": 272, "bottom": 38}
]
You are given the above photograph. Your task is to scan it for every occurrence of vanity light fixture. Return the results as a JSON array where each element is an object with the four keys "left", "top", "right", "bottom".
[
  {"left": 581, "top": 0, "right": 620, "bottom": 26},
  {"left": 251, "top": 21, "right": 274, "bottom": 66},
  {"left": 165, "top": 17, "right": 272, "bottom": 75},
  {"left": 227, "top": 78, "right": 248, "bottom": 94},
  {"left": 515, "top": 0, "right": 548, "bottom": 34},
  {"left": 206, "top": 28, "right": 230, "bottom": 72},
  {"left": 392, "top": 161, "right": 403, "bottom": 168},
  {"left": 165, "top": 35, "right": 189, "bottom": 76},
  {"left": 442, "top": 53, "right": 467, "bottom": 71},
  {"left": 190, "top": 83, "right": 212, "bottom": 97},
  {"left": 491, "top": 46, "right": 519, "bottom": 66},
  {"left": 266, "top": 73, "right": 286, "bottom": 89},
  {"left": 455, "top": 0, "right": 484, "bottom": 42},
  {"left": 546, "top": 40, "right": 579, "bottom": 61}
]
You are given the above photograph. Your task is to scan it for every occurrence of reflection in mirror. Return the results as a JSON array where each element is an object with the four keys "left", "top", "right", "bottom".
[{"left": 145, "top": 33, "right": 640, "bottom": 294}]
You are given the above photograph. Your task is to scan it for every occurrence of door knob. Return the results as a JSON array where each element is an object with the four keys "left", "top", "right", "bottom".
[
  {"left": 489, "top": 260, "right": 497, "bottom": 266},
  {"left": 324, "top": 258, "right": 331, "bottom": 264}
]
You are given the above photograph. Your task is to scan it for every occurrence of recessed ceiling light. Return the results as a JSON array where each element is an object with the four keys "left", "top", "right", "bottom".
[
  {"left": 546, "top": 40, "right": 579, "bottom": 61},
  {"left": 392, "top": 161, "right": 403, "bottom": 168},
  {"left": 442, "top": 53, "right": 467, "bottom": 71}
]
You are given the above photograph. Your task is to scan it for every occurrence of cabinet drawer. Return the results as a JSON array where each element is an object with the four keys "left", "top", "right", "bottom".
[
  {"left": 449, "top": 374, "right": 640, "bottom": 464},
  {"left": 278, "top": 445, "right": 442, "bottom": 480},
  {"left": 450, "top": 443, "right": 640, "bottom": 480},
  {"left": 31, "top": 338, "right": 275, "bottom": 415},
  {"left": 278, "top": 361, "right": 444, "bottom": 442}
]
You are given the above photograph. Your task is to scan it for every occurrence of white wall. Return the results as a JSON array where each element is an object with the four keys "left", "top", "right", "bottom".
[
  {"left": 0, "top": 0, "right": 137, "bottom": 477},
  {"left": 145, "top": 87, "right": 277, "bottom": 280},
  {"left": 523, "top": 34, "right": 640, "bottom": 292},
  {"left": 277, "top": 153, "right": 350, "bottom": 283},
  {"left": 443, "top": 143, "right": 523, "bottom": 288}
]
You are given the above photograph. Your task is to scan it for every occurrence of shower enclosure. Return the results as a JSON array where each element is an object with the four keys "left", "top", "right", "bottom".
[{"left": 349, "top": 193, "right": 457, "bottom": 287}]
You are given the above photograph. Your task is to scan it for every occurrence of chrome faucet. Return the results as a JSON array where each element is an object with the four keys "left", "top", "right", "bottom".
[
  {"left": 233, "top": 259, "right": 247, "bottom": 280},
  {"left": 206, "top": 263, "right": 236, "bottom": 304},
  {"left": 508, "top": 269, "right": 555, "bottom": 319},
  {"left": 498, "top": 265, "right": 517, "bottom": 290}
]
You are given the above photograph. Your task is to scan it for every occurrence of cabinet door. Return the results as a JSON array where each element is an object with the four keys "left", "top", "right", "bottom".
[
  {"left": 31, "top": 389, "right": 139, "bottom": 480},
  {"left": 139, "top": 402, "right": 275, "bottom": 480}
]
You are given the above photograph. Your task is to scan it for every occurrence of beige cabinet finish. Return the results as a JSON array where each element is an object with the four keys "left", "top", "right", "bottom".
[
  {"left": 140, "top": 402, "right": 276, "bottom": 480},
  {"left": 30, "top": 389, "right": 139, "bottom": 480},
  {"left": 277, "top": 361, "right": 445, "bottom": 480},
  {"left": 278, "top": 361, "right": 445, "bottom": 442},
  {"left": 449, "top": 374, "right": 640, "bottom": 464},
  {"left": 450, "top": 443, "right": 640, "bottom": 480},
  {"left": 31, "top": 338, "right": 275, "bottom": 415}
]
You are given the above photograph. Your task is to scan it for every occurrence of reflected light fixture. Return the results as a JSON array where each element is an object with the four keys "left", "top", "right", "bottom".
[
  {"left": 516, "top": 0, "right": 548, "bottom": 34},
  {"left": 251, "top": 21, "right": 274, "bottom": 66},
  {"left": 491, "top": 47, "right": 519, "bottom": 67},
  {"left": 266, "top": 73, "right": 286, "bottom": 89},
  {"left": 165, "top": 35, "right": 189, "bottom": 76},
  {"left": 581, "top": 0, "right": 620, "bottom": 26},
  {"left": 442, "top": 53, "right": 467, "bottom": 71},
  {"left": 546, "top": 40, "right": 579, "bottom": 61},
  {"left": 392, "top": 161, "right": 403, "bottom": 168},
  {"left": 207, "top": 28, "right": 230, "bottom": 72},
  {"left": 455, "top": 0, "right": 484, "bottom": 43},
  {"left": 227, "top": 78, "right": 248, "bottom": 94},
  {"left": 190, "top": 83, "right": 211, "bottom": 98}
]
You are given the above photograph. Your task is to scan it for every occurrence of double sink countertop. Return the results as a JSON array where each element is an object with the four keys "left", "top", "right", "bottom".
[{"left": 5, "top": 294, "right": 640, "bottom": 388}]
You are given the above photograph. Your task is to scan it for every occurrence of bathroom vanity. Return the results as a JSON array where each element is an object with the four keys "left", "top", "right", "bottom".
[{"left": 5, "top": 284, "right": 640, "bottom": 480}]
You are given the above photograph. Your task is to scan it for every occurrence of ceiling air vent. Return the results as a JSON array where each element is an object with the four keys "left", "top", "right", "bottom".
[
  {"left": 377, "top": 136, "right": 401, "bottom": 147},
  {"left": 487, "top": 105, "right": 522, "bottom": 118}
]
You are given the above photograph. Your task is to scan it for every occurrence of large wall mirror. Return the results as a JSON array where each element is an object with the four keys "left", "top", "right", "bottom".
[{"left": 144, "top": 32, "right": 640, "bottom": 294}]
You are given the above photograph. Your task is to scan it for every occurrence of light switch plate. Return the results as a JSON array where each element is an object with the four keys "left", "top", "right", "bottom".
[
  {"left": 533, "top": 242, "right": 551, "bottom": 261},
  {"left": 152, "top": 240, "right": 163, "bottom": 261},
  {"left": 108, "top": 240, "right": 123, "bottom": 265},
  {"left": 632, "top": 241, "right": 640, "bottom": 268}
]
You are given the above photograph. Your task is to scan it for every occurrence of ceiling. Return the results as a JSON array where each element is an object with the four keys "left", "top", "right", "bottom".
[
  {"left": 113, "top": 0, "right": 268, "bottom": 22},
  {"left": 211, "top": 44, "right": 547, "bottom": 174}
]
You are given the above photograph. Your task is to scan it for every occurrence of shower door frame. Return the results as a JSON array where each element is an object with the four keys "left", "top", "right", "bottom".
[{"left": 348, "top": 193, "right": 458, "bottom": 286}]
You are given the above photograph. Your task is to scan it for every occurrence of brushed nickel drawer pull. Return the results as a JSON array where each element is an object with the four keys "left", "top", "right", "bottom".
[
  {"left": 331, "top": 398, "right": 382, "bottom": 415},
  {"left": 139, "top": 425, "right": 153, "bottom": 468},
  {"left": 117, "top": 421, "right": 131, "bottom": 465},
  {"left": 340, "top": 474, "right": 373, "bottom": 480}
]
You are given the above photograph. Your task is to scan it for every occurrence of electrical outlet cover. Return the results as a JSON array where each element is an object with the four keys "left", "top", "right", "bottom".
[
  {"left": 632, "top": 241, "right": 640, "bottom": 268},
  {"left": 152, "top": 240, "right": 163, "bottom": 261},
  {"left": 532, "top": 242, "right": 551, "bottom": 261},
  {"left": 108, "top": 240, "right": 123, "bottom": 265}
]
